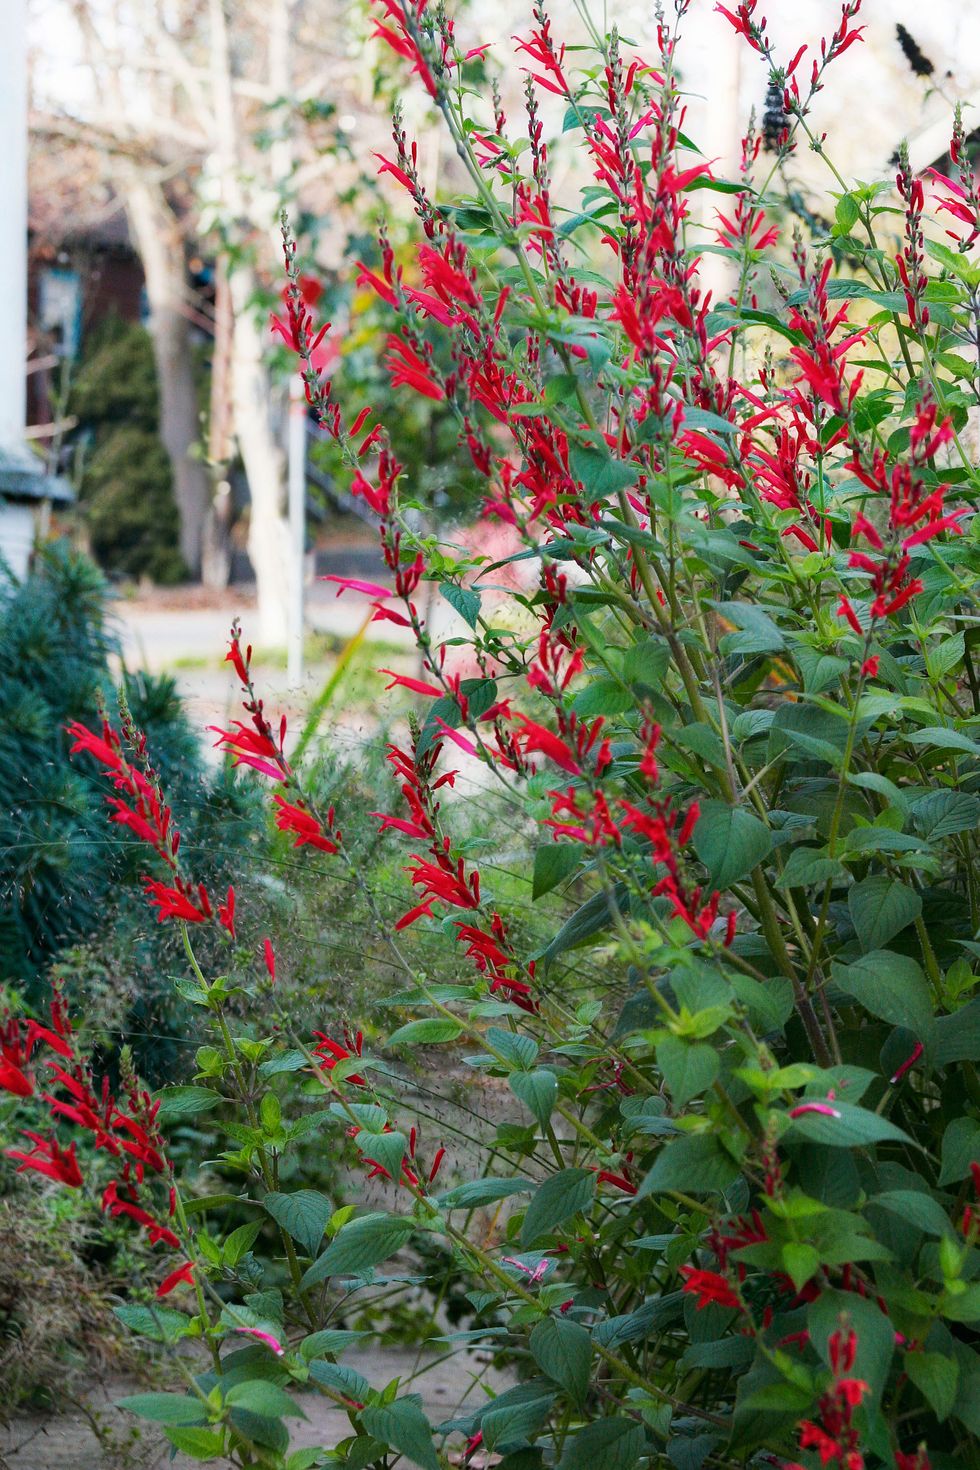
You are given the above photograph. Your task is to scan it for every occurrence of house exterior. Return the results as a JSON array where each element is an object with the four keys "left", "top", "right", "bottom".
[{"left": 1, "top": 0, "right": 71, "bottom": 581}]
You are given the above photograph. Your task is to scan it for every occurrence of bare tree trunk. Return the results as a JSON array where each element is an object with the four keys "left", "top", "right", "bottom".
[
  {"left": 202, "top": 254, "right": 234, "bottom": 588},
  {"left": 123, "top": 175, "right": 211, "bottom": 578}
]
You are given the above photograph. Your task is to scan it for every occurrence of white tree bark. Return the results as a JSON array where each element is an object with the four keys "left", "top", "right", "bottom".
[{"left": 229, "top": 266, "right": 291, "bottom": 646}]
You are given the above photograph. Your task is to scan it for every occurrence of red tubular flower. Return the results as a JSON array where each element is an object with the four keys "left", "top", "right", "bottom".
[
  {"left": 371, "top": 0, "right": 439, "bottom": 98},
  {"left": 144, "top": 880, "right": 212, "bottom": 925},
  {"left": 514, "top": 716, "right": 582, "bottom": 776},
  {"left": 274, "top": 795, "right": 341, "bottom": 854},
  {"left": 385, "top": 335, "right": 445, "bottom": 401},
  {"left": 263, "top": 938, "right": 276, "bottom": 982},
  {"left": 679, "top": 1266, "right": 740, "bottom": 1310},
  {"left": 380, "top": 669, "right": 442, "bottom": 697},
  {"left": 313, "top": 1030, "right": 365, "bottom": 1087},
  {"left": 157, "top": 1261, "right": 196, "bottom": 1298},
  {"left": 0, "top": 1057, "right": 33, "bottom": 1098},
  {"left": 210, "top": 721, "right": 289, "bottom": 781},
  {"left": 218, "top": 885, "right": 236, "bottom": 940},
  {"left": 9, "top": 1133, "right": 84, "bottom": 1188}
]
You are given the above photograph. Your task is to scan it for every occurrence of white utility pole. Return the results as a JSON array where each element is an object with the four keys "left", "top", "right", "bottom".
[{"left": 286, "top": 376, "right": 306, "bottom": 686}]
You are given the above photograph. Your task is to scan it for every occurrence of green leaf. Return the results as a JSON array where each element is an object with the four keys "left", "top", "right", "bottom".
[
  {"left": 225, "top": 1380, "right": 305, "bottom": 1419},
  {"left": 692, "top": 801, "right": 772, "bottom": 887},
  {"left": 532, "top": 843, "right": 583, "bottom": 900},
  {"left": 847, "top": 877, "right": 921, "bottom": 953},
  {"left": 657, "top": 1037, "right": 720, "bottom": 1108},
  {"left": 538, "top": 883, "right": 628, "bottom": 963},
  {"left": 835, "top": 193, "right": 861, "bottom": 232},
  {"left": 934, "top": 998, "right": 980, "bottom": 1065},
  {"left": 912, "top": 789, "right": 980, "bottom": 840},
  {"left": 904, "top": 1351, "right": 959, "bottom": 1420},
  {"left": 939, "top": 1117, "right": 980, "bottom": 1184},
  {"left": 300, "top": 1329, "right": 369, "bottom": 1359},
  {"left": 155, "top": 1086, "right": 222, "bottom": 1122},
  {"left": 572, "top": 678, "right": 633, "bottom": 717},
  {"left": 300, "top": 1212, "right": 415, "bottom": 1287},
  {"left": 164, "top": 1426, "right": 226, "bottom": 1459},
  {"left": 556, "top": 1417, "right": 646, "bottom": 1470},
  {"left": 713, "top": 601, "right": 784, "bottom": 655},
  {"left": 623, "top": 638, "right": 669, "bottom": 690},
  {"left": 787, "top": 1100, "right": 913, "bottom": 1148},
  {"left": 113, "top": 1304, "right": 190, "bottom": 1345},
  {"left": 521, "top": 1169, "right": 596, "bottom": 1245},
  {"left": 386, "top": 1018, "right": 463, "bottom": 1046},
  {"left": 782, "top": 1242, "right": 821, "bottom": 1291},
  {"left": 510, "top": 1069, "right": 558, "bottom": 1131},
  {"left": 831, "top": 950, "right": 933, "bottom": 1033},
  {"left": 437, "top": 1177, "right": 534, "bottom": 1210},
  {"left": 869, "top": 1190, "right": 954, "bottom": 1237},
  {"left": 361, "top": 1400, "right": 440, "bottom": 1470},
  {"left": 117, "top": 1393, "right": 207, "bottom": 1426},
  {"left": 679, "top": 406, "right": 737, "bottom": 436},
  {"left": 776, "top": 847, "right": 846, "bottom": 889},
  {"left": 441, "top": 582, "right": 481, "bottom": 629},
  {"left": 638, "top": 1134, "right": 739, "bottom": 1197},
  {"left": 906, "top": 726, "right": 980, "bottom": 757},
  {"left": 264, "top": 1190, "right": 333, "bottom": 1257},
  {"left": 223, "top": 1221, "right": 262, "bottom": 1266},
  {"left": 568, "top": 443, "right": 639, "bottom": 496},
  {"left": 487, "top": 1028, "right": 539, "bottom": 1070},
  {"left": 809, "top": 1290, "right": 894, "bottom": 1401},
  {"left": 530, "top": 1316, "right": 592, "bottom": 1403}
]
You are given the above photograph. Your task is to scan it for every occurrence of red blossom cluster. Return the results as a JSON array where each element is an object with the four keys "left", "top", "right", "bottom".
[
  {"left": 68, "top": 716, "right": 234, "bottom": 932},
  {"left": 929, "top": 109, "right": 980, "bottom": 251},
  {"left": 374, "top": 734, "right": 536, "bottom": 1010},
  {"left": 896, "top": 150, "right": 930, "bottom": 330},
  {"left": 215, "top": 624, "right": 343, "bottom": 859},
  {"left": 1, "top": 990, "right": 187, "bottom": 1297},
  {"left": 840, "top": 398, "right": 967, "bottom": 632},
  {"left": 789, "top": 1328, "right": 870, "bottom": 1470}
]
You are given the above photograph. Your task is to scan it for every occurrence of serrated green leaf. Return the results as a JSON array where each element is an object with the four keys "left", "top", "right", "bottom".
[
  {"left": 361, "top": 1399, "right": 440, "bottom": 1470},
  {"left": 692, "top": 800, "right": 771, "bottom": 887},
  {"left": 657, "top": 1036, "right": 719, "bottom": 1107},
  {"left": 556, "top": 1416, "right": 646, "bottom": 1470},
  {"left": 530, "top": 1316, "right": 592, "bottom": 1403},
  {"left": 939, "top": 1117, "right": 980, "bottom": 1184},
  {"left": 437, "top": 1177, "right": 534, "bottom": 1210},
  {"left": 847, "top": 876, "right": 921, "bottom": 953},
  {"left": 225, "top": 1379, "right": 306, "bottom": 1419},
  {"left": 638, "top": 1134, "right": 739, "bottom": 1197},
  {"left": 831, "top": 950, "right": 933, "bottom": 1033},
  {"left": 532, "top": 843, "right": 582, "bottom": 900},
  {"left": 510, "top": 1069, "right": 558, "bottom": 1131},
  {"left": 264, "top": 1190, "right": 333, "bottom": 1257},
  {"left": 386, "top": 1018, "right": 463, "bottom": 1046},
  {"left": 155, "top": 1086, "right": 222, "bottom": 1122},
  {"left": 905, "top": 1351, "right": 959, "bottom": 1421},
  {"left": 300, "top": 1213, "right": 415, "bottom": 1286},
  {"left": 441, "top": 582, "right": 481, "bottom": 629},
  {"left": 521, "top": 1169, "right": 596, "bottom": 1245},
  {"left": 117, "top": 1393, "right": 207, "bottom": 1426}
]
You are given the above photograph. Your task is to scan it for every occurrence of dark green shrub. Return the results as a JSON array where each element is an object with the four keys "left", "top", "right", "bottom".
[{"left": 69, "top": 315, "right": 186, "bottom": 584}]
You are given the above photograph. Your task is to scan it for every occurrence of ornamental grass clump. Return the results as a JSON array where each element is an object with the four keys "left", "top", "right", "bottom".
[{"left": 4, "top": 0, "right": 980, "bottom": 1465}]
